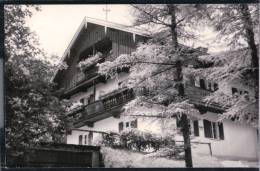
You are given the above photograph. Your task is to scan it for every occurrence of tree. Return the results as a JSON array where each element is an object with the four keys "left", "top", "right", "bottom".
[
  {"left": 4, "top": 5, "right": 69, "bottom": 156},
  {"left": 129, "top": 4, "right": 207, "bottom": 167},
  {"left": 203, "top": 4, "right": 259, "bottom": 97},
  {"left": 98, "top": 4, "right": 209, "bottom": 164},
  {"left": 182, "top": 4, "right": 259, "bottom": 128},
  {"left": 99, "top": 4, "right": 259, "bottom": 167}
]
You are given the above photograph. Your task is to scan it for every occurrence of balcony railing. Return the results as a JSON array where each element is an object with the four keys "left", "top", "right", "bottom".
[
  {"left": 185, "top": 85, "right": 224, "bottom": 110},
  {"left": 71, "top": 88, "right": 134, "bottom": 123}
]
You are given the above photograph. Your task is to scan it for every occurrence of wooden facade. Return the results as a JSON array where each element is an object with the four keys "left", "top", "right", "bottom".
[{"left": 54, "top": 22, "right": 146, "bottom": 93}]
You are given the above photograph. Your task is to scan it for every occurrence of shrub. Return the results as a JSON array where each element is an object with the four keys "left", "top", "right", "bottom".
[{"left": 102, "top": 129, "right": 176, "bottom": 153}]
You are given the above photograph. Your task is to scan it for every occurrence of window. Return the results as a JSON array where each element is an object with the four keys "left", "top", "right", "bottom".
[
  {"left": 118, "top": 82, "right": 122, "bottom": 89},
  {"left": 176, "top": 117, "right": 181, "bottom": 128},
  {"left": 88, "top": 132, "right": 93, "bottom": 145},
  {"left": 88, "top": 94, "right": 95, "bottom": 104},
  {"left": 84, "top": 135, "right": 88, "bottom": 145},
  {"left": 79, "top": 135, "right": 83, "bottom": 145},
  {"left": 208, "top": 82, "right": 212, "bottom": 91},
  {"left": 80, "top": 98, "right": 84, "bottom": 104},
  {"left": 203, "top": 120, "right": 224, "bottom": 140},
  {"left": 193, "top": 120, "right": 199, "bottom": 137},
  {"left": 130, "top": 120, "right": 137, "bottom": 128},
  {"left": 232, "top": 87, "right": 238, "bottom": 95},
  {"left": 199, "top": 79, "right": 206, "bottom": 89},
  {"left": 126, "top": 122, "right": 129, "bottom": 127},
  {"left": 119, "top": 122, "right": 123, "bottom": 132},
  {"left": 213, "top": 83, "right": 218, "bottom": 91}
]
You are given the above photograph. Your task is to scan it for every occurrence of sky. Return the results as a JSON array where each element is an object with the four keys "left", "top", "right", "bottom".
[
  {"left": 25, "top": 5, "right": 228, "bottom": 63},
  {"left": 26, "top": 5, "right": 133, "bottom": 59}
]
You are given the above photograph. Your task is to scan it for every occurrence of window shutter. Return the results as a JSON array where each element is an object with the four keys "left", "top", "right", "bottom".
[
  {"left": 203, "top": 120, "right": 212, "bottom": 138},
  {"left": 176, "top": 117, "right": 181, "bottom": 128},
  {"left": 119, "top": 122, "right": 123, "bottom": 132},
  {"left": 218, "top": 123, "right": 225, "bottom": 140},
  {"left": 84, "top": 135, "right": 88, "bottom": 145},
  {"left": 79, "top": 135, "right": 83, "bottom": 145},
  {"left": 199, "top": 79, "right": 206, "bottom": 89},
  {"left": 193, "top": 120, "right": 199, "bottom": 137},
  {"left": 88, "top": 132, "right": 93, "bottom": 145}
]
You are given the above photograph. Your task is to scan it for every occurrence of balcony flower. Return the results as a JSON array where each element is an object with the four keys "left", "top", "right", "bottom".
[
  {"left": 66, "top": 101, "right": 83, "bottom": 112},
  {"left": 77, "top": 52, "right": 103, "bottom": 71}
]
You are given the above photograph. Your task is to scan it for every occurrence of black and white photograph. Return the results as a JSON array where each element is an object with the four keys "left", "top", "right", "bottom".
[{"left": 3, "top": 3, "right": 259, "bottom": 168}]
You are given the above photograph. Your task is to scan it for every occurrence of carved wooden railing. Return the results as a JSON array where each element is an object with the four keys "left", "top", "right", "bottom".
[
  {"left": 102, "top": 88, "right": 134, "bottom": 110},
  {"left": 71, "top": 88, "right": 134, "bottom": 121},
  {"left": 185, "top": 85, "right": 224, "bottom": 110}
]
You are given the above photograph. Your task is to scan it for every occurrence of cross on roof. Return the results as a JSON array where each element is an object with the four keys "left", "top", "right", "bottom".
[{"left": 102, "top": 4, "right": 111, "bottom": 22}]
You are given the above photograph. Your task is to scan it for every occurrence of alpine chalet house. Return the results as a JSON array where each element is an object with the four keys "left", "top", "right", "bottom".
[{"left": 52, "top": 17, "right": 258, "bottom": 161}]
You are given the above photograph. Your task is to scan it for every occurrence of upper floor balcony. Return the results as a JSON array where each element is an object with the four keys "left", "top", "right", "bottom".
[{"left": 185, "top": 85, "right": 225, "bottom": 112}]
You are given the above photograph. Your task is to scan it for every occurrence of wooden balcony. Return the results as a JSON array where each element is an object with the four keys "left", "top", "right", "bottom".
[
  {"left": 185, "top": 85, "right": 225, "bottom": 112},
  {"left": 72, "top": 88, "right": 134, "bottom": 127}
]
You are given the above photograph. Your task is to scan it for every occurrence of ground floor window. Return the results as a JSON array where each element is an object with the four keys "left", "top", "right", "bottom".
[
  {"left": 203, "top": 120, "right": 224, "bottom": 140},
  {"left": 118, "top": 119, "right": 138, "bottom": 132},
  {"left": 79, "top": 135, "right": 83, "bottom": 145},
  {"left": 130, "top": 119, "right": 137, "bottom": 128},
  {"left": 193, "top": 120, "right": 199, "bottom": 137},
  {"left": 88, "top": 132, "right": 93, "bottom": 145},
  {"left": 119, "top": 122, "right": 123, "bottom": 132}
]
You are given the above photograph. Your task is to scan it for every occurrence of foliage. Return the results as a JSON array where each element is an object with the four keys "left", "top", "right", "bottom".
[
  {"left": 5, "top": 5, "right": 69, "bottom": 155},
  {"left": 203, "top": 4, "right": 259, "bottom": 48},
  {"left": 77, "top": 52, "right": 103, "bottom": 71},
  {"left": 102, "top": 129, "right": 176, "bottom": 152},
  {"left": 58, "top": 61, "right": 68, "bottom": 71},
  {"left": 184, "top": 47, "right": 258, "bottom": 127},
  {"left": 131, "top": 4, "right": 207, "bottom": 42}
]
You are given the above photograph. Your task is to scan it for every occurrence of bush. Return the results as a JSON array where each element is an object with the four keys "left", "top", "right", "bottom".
[{"left": 102, "top": 129, "right": 176, "bottom": 152}]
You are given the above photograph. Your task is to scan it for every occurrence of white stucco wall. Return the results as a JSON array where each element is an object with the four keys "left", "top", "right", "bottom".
[
  {"left": 67, "top": 74, "right": 258, "bottom": 161},
  {"left": 67, "top": 116, "right": 168, "bottom": 145},
  {"left": 70, "top": 86, "right": 94, "bottom": 103},
  {"left": 192, "top": 118, "right": 258, "bottom": 160},
  {"left": 95, "top": 72, "right": 129, "bottom": 100},
  {"left": 194, "top": 76, "right": 254, "bottom": 96},
  {"left": 67, "top": 111, "right": 258, "bottom": 160}
]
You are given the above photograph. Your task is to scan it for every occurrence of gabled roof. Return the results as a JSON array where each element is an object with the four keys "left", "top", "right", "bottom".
[{"left": 51, "top": 17, "right": 149, "bottom": 82}]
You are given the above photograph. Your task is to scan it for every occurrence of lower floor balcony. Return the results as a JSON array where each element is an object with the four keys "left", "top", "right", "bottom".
[{"left": 70, "top": 88, "right": 134, "bottom": 127}]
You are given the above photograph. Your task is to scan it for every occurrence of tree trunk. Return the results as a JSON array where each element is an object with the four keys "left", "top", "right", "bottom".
[
  {"left": 167, "top": 4, "right": 178, "bottom": 49},
  {"left": 239, "top": 4, "right": 259, "bottom": 98},
  {"left": 181, "top": 114, "right": 193, "bottom": 167},
  {"left": 168, "top": 4, "right": 193, "bottom": 168}
]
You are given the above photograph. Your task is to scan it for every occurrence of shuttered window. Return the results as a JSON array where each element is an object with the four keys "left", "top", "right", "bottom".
[
  {"left": 203, "top": 120, "right": 224, "bottom": 140},
  {"left": 130, "top": 119, "right": 137, "bottom": 128},
  {"left": 176, "top": 117, "right": 181, "bottom": 128},
  {"left": 232, "top": 87, "right": 238, "bottom": 95},
  {"left": 218, "top": 123, "right": 224, "bottom": 140},
  {"left": 204, "top": 120, "right": 212, "bottom": 138},
  {"left": 193, "top": 120, "right": 199, "bottom": 137},
  {"left": 119, "top": 122, "right": 123, "bottom": 132},
  {"left": 84, "top": 135, "right": 88, "bottom": 145},
  {"left": 199, "top": 79, "right": 206, "bottom": 89},
  {"left": 88, "top": 132, "right": 93, "bottom": 145},
  {"left": 79, "top": 135, "right": 83, "bottom": 145}
]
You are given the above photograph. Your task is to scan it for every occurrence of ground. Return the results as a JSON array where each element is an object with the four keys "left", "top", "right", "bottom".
[{"left": 101, "top": 147, "right": 258, "bottom": 168}]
